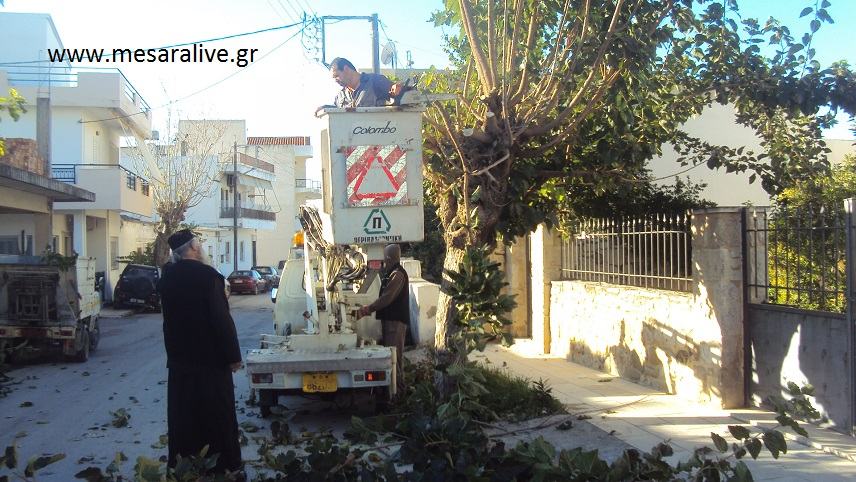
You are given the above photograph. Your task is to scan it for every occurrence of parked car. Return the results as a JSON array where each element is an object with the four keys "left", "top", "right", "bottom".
[
  {"left": 227, "top": 270, "right": 267, "bottom": 295},
  {"left": 251, "top": 266, "right": 278, "bottom": 289},
  {"left": 113, "top": 264, "right": 160, "bottom": 311}
]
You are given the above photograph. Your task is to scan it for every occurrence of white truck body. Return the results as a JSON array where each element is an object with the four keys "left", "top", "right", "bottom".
[
  {"left": 0, "top": 255, "right": 101, "bottom": 363},
  {"left": 245, "top": 106, "right": 427, "bottom": 413}
]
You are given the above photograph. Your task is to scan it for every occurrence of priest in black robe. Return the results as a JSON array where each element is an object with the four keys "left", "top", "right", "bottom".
[{"left": 158, "top": 229, "right": 243, "bottom": 475}]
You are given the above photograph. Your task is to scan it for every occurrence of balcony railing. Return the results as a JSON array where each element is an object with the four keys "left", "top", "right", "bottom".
[
  {"left": 4, "top": 65, "right": 152, "bottom": 113},
  {"left": 51, "top": 164, "right": 151, "bottom": 197},
  {"left": 220, "top": 206, "right": 275, "bottom": 221},
  {"left": 238, "top": 153, "right": 275, "bottom": 173},
  {"left": 296, "top": 178, "right": 321, "bottom": 192}
]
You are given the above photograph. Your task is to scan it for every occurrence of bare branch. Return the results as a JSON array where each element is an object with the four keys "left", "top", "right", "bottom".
[
  {"left": 459, "top": 0, "right": 495, "bottom": 95},
  {"left": 509, "top": 3, "right": 540, "bottom": 107},
  {"left": 523, "top": 0, "right": 625, "bottom": 138},
  {"left": 487, "top": 0, "right": 498, "bottom": 94}
]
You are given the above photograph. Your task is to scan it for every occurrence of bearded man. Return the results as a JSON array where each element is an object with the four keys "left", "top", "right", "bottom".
[{"left": 157, "top": 229, "right": 243, "bottom": 475}]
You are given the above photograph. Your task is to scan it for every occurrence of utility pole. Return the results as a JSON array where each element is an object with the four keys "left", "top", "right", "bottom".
[
  {"left": 319, "top": 14, "right": 381, "bottom": 73},
  {"left": 233, "top": 141, "right": 238, "bottom": 274},
  {"left": 370, "top": 14, "right": 380, "bottom": 74}
]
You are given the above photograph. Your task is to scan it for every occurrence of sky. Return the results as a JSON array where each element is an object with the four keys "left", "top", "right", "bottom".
[{"left": 1, "top": 0, "right": 854, "bottom": 176}]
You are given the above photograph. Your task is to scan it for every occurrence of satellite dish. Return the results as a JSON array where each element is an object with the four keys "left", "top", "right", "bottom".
[{"left": 381, "top": 41, "right": 397, "bottom": 66}]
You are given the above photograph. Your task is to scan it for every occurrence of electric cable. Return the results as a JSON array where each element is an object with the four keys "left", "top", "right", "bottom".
[{"left": 77, "top": 24, "right": 307, "bottom": 125}]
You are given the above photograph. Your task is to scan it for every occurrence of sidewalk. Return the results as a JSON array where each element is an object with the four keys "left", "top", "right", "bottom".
[{"left": 478, "top": 345, "right": 856, "bottom": 482}]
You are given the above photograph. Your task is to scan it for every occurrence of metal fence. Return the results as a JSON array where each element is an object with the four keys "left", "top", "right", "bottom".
[
  {"left": 745, "top": 206, "right": 848, "bottom": 313},
  {"left": 560, "top": 212, "right": 693, "bottom": 292}
]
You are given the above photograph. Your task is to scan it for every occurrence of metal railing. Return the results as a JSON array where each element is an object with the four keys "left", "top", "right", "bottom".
[
  {"left": 4, "top": 65, "right": 151, "bottom": 113},
  {"left": 560, "top": 212, "right": 693, "bottom": 292},
  {"left": 50, "top": 163, "right": 149, "bottom": 193},
  {"left": 295, "top": 178, "right": 321, "bottom": 191},
  {"left": 220, "top": 206, "right": 275, "bottom": 221},
  {"left": 745, "top": 206, "right": 848, "bottom": 313}
]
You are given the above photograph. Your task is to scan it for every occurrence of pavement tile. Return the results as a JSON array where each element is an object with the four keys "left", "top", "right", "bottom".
[{"left": 482, "top": 344, "right": 856, "bottom": 479}]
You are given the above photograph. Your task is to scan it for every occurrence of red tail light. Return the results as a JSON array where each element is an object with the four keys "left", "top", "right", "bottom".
[
  {"left": 252, "top": 373, "right": 273, "bottom": 384},
  {"left": 365, "top": 371, "right": 386, "bottom": 382}
]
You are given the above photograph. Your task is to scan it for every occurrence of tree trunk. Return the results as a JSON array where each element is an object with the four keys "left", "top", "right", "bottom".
[
  {"left": 153, "top": 232, "right": 170, "bottom": 267},
  {"left": 433, "top": 244, "right": 468, "bottom": 351}
]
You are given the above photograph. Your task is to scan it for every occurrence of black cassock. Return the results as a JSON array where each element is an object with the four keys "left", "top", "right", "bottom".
[{"left": 158, "top": 259, "right": 242, "bottom": 473}]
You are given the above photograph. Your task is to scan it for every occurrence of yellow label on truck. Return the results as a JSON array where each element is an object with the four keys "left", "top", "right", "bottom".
[{"left": 302, "top": 373, "right": 337, "bottom": 393}]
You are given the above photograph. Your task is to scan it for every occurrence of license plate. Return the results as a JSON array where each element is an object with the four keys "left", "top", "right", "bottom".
[
  {"left": 130, "top": 298, "right": 143, "bottom": 303},
  {"left": 232, "top": 280, "right": 243, "bottom": 283},
  {"left": 302, "top": 373, "right": 337, "bottom": 393}
]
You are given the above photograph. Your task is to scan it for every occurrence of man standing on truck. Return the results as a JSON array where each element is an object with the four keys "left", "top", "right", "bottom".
[
  {"left": 158, "top": 229, "right": 243, "bottom": 476},
  {"left": 356, "top": 244, "right": 409, "bottom": 390},
  {"left": 317, "top": 57, "right": 402, "bottom": 111}
]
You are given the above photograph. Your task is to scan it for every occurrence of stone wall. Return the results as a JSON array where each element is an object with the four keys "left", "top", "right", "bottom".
[
  {"left": 0, "top": 138, "right": 47, "bottom": 176},
  {"left": 548, "top": 208, "right": 746, "bottom": 408},
  {"left": 550, "top": 281, "right": 725, "bottom": 404}
]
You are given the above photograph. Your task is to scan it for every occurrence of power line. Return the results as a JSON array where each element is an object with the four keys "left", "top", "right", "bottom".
[
  {"left": 79, "top": 25, "right": 307, "bottom": 125},
  {"left": 0, "top": 21, "right": 303, "bottom": 66}
]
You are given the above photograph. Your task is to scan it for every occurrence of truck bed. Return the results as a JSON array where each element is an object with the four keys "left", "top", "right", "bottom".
[{"left": 245, "top": 345, "right": 393, "bottom": 373}]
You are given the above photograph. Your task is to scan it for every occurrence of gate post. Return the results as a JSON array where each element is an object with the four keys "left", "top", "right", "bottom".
[{"left": 845, "top": 198, "right": 856, "bottom": 435}]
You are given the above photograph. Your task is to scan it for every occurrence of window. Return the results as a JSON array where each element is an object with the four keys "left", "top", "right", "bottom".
[
  {"left": 240, "top": 241, "right": 245, "bottom": 262},
  {"left": 52, "top": 235, "right": 59, "bottom": 253},
  {"left": 110, "top": 237, "right": 119, "bottom": 270},
  {"left": 0, "top": 235, "right": 32, "bottom": 255},
  {"left": 0, "top": 236, "right": 18, "bottom": 255},
  {"left": 225, "top": 242, "right": 231, "bottom": 262}
]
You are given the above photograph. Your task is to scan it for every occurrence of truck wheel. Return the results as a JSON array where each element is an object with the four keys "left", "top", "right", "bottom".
[
  {"left": 258, "top": 389, "right": 275, "bottom": 418},
  {"left": 89, "top": 318, "right": 101, "bottom": 351},
  {"left": 72, "top": 330, "right": 90, "bottom": 362}
]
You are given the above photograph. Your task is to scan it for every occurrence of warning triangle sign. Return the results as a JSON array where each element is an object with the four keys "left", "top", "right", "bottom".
[{"left": 355, "top": 157, "right": 398, "bottom": 196}]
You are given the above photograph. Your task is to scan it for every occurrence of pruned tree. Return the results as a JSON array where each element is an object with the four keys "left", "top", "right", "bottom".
[
  {"left": 125, "top": 118, "right": 228, "bottom": 266},
  {"left": 422, "top": 0, "right": 856, "bottom": 354}
]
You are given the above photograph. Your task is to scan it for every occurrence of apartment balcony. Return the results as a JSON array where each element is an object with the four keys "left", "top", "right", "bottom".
[
  {"left": 0, "top": 66, "right": 152, "bottom": 138},
  {"left": 219, "top": 203, "right": 276, "bottom": 230},
  {"left": 50, "top": 164, "right": 153, "bottom": 217},
  {"left": 223, "top": 153, "right": 276, "bottom": 183},
  {"left": 295, "top": 178, "right": 321, "bottom": 193}
]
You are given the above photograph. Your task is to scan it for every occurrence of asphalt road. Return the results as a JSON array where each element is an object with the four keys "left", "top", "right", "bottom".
[{"left": 0, "top": 293, "right": 340, "bottom": 480}]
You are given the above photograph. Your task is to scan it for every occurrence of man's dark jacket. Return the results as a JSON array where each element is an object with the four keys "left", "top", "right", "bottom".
[{"left": 158, "top": 259, "right": 242, "bottom": 473}]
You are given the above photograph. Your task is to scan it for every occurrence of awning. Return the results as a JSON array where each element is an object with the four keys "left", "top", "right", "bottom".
[{"left": 238, "top": 174, "right": 273, "bottom": 190}]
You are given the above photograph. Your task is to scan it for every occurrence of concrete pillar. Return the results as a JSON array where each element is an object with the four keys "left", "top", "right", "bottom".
[
  {"left": 691, "top": 207, "right": 745, "bottom": 408},
  {"left": 530, "top": 225, "right": 562, "bottom": 354},
  {"left": 36, "top": 97, "right": 51, "bottom": 172},
  {"left": 33, "top": 210, "right": 52, "bottom": 255},
  {"left": 72, "top": 212, "right": 87, "bottom": 257},
  {"left": 501, "top": 239, "right": 530, "bottom": 338}
]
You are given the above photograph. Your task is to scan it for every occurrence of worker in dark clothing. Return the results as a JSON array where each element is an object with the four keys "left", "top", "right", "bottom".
[
  {"left": 357, "top": 244, "right": 409, "bottom": 389},
  {"left": 314, "top": 57, "right": 402, "bottom": 113},
  {"left": 158, "top": 229, "right": 243, "bottom": 476}
]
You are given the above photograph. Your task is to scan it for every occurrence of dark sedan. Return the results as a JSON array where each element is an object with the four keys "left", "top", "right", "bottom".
[{"left": 227, "top": 270, "right": 267, "bottom": 295}]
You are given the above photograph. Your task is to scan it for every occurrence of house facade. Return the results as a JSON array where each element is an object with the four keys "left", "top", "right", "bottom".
[{"left": 0, "top": 13, "right": 156, "bottom": 301}]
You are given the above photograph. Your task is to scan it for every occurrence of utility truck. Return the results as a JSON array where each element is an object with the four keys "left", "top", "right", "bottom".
[
  {"left": 0, "top": 254, "right": 101, "bottom": 364},
  {"left": 245, "top": 101, "right": 429, "bottom": 416}
]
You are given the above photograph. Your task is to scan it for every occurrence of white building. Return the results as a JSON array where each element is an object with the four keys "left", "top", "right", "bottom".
[
  {"left": 174, "top": 120, "right": 282, "bottom": 276},
  {"left": 244, "top": 136, "right": 316, "bottom": 268},
  {"left": 0, "top": 13, "right": 156, "bottom": 301},
  {"left": 649, "top": 102, "right": 855, "bottom": 206}
]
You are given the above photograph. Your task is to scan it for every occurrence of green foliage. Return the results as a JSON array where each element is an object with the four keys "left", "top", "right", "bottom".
[
  {"left": 41, "top": 249, "right": 78, "bottom": 272},
  {"left": 118, "top": 243, "right": 156, "bottom": 266},
  {"left": 0, "top": 88, "right": 26, "bottom": 157},
  {"left": 476, "top": 364, "right": 566, "bottom": 422},
  {"left": 403, "top": 183, "right": 445, "bottom": 282},
  {"left": 765, "top": 154, "right": 855, "bottom": 312},
  {"left": 443, "top": 246, "right": 518, "bottom": 353}
]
